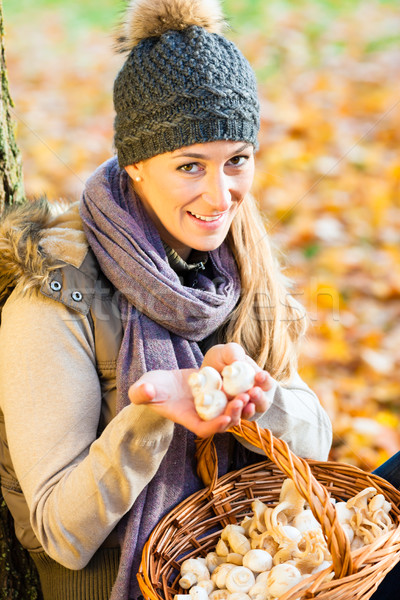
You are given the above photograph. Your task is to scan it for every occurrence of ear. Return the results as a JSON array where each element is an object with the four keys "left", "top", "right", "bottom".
[{"left": 125, "top": 163, "right": 147, "bottom": 184}]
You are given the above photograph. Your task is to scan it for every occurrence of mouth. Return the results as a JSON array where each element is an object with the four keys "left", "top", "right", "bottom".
[{"left": 187, "top": 211, "right": 227, "bottom": 222}]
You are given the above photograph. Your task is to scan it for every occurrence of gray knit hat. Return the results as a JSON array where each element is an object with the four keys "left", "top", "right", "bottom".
[{"left": 113, "top": 0, "right": 260, "bottom": 167}]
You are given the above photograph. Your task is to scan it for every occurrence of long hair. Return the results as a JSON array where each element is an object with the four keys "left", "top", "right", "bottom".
[{"left": 225, "top": 194, "right": 307, "bottom": 383}]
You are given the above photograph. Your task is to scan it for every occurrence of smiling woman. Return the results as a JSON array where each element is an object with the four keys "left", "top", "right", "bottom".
[
  {"left": 125, "top": 141, "right": 255, "bottom": 260},
  {"left": 0, "top": 1, "right": 333, "bottom": 599}
]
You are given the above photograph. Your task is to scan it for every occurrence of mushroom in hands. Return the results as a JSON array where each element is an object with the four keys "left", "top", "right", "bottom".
[{"left": 189, "top": 361, "right": 257, "bottom": 421}]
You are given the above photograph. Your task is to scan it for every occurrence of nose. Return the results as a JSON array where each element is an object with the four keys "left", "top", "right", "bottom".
[{"left": 202, "top": 171, "right": 231, "bottom": 213}]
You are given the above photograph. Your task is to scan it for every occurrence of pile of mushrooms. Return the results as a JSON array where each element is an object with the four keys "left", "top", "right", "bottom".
[
  {"left": 189, "top": 361, "right": 256, "bottom": 421},
  {"left": 174, "top": 480, "right": 395, "bottom": 600}
]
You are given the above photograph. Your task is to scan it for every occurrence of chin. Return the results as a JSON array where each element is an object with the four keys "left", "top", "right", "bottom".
[{"left": 193, "top": 240, "right": 224, "bottom": 253}]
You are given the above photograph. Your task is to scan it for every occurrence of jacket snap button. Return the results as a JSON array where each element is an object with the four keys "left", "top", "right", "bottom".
[
  {"left": 50, "top": 280, "right": 62, "bottom": 292},
  {"left": 72, "top": 291, "right": 83, "bottom": 302}
]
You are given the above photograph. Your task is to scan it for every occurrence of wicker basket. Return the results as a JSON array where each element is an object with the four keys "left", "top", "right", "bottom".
[{"left": 138, "top": 421, "right": 400, "bottom": 600}]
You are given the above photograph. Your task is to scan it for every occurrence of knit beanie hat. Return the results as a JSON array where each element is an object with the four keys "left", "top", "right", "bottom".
[{"left": 113, "top": 0, "right": 260, "bottom": 167}]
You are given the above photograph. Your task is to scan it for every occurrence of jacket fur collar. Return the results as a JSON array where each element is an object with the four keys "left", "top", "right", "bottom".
[{"left": 0, "top": 198, "right": 88, "bottom": 309}]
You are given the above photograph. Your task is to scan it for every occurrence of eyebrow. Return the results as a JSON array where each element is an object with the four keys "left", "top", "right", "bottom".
[{"left": 172, "top": 142, "right": 253, "bottom": 160}]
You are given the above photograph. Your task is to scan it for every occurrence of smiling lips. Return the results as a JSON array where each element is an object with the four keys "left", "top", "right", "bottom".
[{"left": 188, "top": 210, "right": 227, "bottom": 222}]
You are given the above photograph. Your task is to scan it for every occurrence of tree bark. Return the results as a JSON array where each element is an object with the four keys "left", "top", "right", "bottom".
[
  {"left": 0, "top": 0, "right": 24, "bottom": 211},
  {"left": 0, "top": 2, "right": 42, "bottom": 598}
]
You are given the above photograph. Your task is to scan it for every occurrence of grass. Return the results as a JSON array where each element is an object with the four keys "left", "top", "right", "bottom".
[
  {"left": 5, "top": 0, "right": 400, "bottom": 31},
  {"left": 4, "top": 0, "right": 123, "bottom": 30},
  {"left": 4, "top": 0, "right": 399, "bottom": 62}
]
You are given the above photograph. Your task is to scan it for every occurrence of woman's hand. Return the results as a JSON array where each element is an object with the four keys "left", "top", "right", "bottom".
[
  {"left": 128, "top": 368, "right": 248, "bottom": 438},
  {"left": 202, "top": 343, "right": 273, "bottom": 420},
  {"left": 128, "top": 343, "right": 273, "bottom": 436}
]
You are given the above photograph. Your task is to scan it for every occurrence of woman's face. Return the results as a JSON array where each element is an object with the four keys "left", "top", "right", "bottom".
[{"left": 125, "top": 140, "right": 255, "bottom": 261}]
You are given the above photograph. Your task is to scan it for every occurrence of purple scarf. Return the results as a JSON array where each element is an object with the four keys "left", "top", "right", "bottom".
[{"left": 80, "top": 157, "right": 241, "bottom": 599}]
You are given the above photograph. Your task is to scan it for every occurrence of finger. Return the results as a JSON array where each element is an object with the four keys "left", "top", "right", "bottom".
[
  {"left": 254, "top": 371, "right": 272, "bottom": 391},
  {"left": 241, "top": 402, "right": 256, "bottom": 420},
  {"left": 200, "top": 344, "right": 225, "bottom": 370},
  {"left": 226, "top": 397, "right": 246, "bottom": 427},
  {"left": 248, "top": 386, "right": 271, "bottom": 413},
  {"left": 128, "top": 382, "right": 156, "bottom": 405},
  {"left": 195, "top": 415, "right": 232, "bottom": 437},
  {"left": 201, "top": 343, "right": 246, "bottom": 373}
]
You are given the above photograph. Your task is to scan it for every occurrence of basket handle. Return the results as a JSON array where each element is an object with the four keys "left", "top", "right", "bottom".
[{"left": 195, "top": 420, "right": 353, "bottom": 579}]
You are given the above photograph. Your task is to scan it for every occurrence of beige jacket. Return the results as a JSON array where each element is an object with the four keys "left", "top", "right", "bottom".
[{"left": 0, "top": 199, "right": 332, "bottom": 569}]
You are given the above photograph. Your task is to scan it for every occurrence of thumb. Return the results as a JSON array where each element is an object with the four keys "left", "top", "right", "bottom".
[
  {"left": 222, "top": 342, "right": 247, "bottom": 366},
  {"left": 128, "top": 382, "right": 156, "bottom": 405}
]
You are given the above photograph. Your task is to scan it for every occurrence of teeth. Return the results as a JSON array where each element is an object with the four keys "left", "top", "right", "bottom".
[{"left": 189, "top": 212, "right": 221, "bottom": 222}]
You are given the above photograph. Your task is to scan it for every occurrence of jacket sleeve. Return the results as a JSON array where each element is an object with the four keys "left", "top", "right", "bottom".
[
  {"left": 0, "top": 288, "right": 175, "bottom": 570},
  {"left": 234, "top": 373, "right": 332, "bottom": 461}
]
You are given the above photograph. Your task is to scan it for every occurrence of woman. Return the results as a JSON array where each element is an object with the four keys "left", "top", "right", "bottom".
[{"left": 0, "top": 1, "right": 332, "bottom": 599}]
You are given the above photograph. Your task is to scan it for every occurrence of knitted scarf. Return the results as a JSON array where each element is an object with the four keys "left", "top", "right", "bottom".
[{"left": 80, "top": 157, "right": 241, "bottom": 599}]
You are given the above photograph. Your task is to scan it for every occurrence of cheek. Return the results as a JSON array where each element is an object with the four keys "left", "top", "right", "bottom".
[{"left": 237, "top": 177, "right": 253, "bottom": 201}]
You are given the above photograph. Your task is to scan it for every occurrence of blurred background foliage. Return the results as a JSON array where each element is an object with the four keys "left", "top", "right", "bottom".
[{"left": 3, "top": 0, "right": 400, "bottom": 470}]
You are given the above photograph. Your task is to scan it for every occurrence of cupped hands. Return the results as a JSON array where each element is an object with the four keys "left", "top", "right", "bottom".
[{"left": 128, "top": 343, "right": 273, "bottom": 437}]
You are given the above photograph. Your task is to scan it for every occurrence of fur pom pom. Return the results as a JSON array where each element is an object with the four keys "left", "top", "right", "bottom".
[{"left": 116, "top": 0, "right": 226, "bottom": 52}]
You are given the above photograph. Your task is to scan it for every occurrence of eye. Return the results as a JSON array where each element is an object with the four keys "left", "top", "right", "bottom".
[
  {"left": 228, "top": 155, "right": 250, "bottom": 167},
  {"left": 178, "top": 163, "right": 202, "bottom": 173}
]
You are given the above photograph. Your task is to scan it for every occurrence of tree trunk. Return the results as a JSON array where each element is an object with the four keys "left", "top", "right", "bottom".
[
  {"left": 0, "top": 2, "right": 42, "bottom": 598},
  {"left": 0, "top": 0, "right": 24, "bottom": 211}
]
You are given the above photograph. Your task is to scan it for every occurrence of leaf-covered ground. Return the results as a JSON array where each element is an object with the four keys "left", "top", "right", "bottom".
[{"left": 4, "top": 1, "right": 400, "bottom": 471}]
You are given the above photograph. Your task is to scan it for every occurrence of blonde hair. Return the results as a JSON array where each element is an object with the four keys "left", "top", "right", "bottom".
[{"left": 226, "top": 195, "right": 307, "bottom": 383}]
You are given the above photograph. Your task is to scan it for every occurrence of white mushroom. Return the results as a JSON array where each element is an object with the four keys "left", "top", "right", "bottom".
[
  {"left": 211, "top": 563, "right": 237, "bottom": 589},
  {"left": 216, "top": 539, "right": 230, "bottom": 558},
  {"left": 312, "top": 560, "right": 333, "bottom": 574},
  {"left": 229, "top": 593, "right": 251, "bottom": 600},
  {"left": 189, "top": 367, "right": 222, "bottom": 395},
  {"left": 273, "top": 546, "right": 296, "bottom": 565},
  {"left": 180, "top": 558, "right": 211, "bottom": 589},
  {"left": 209, "top": 590, "right": 230, "bottom": 600},
  {"left": 248, "top": 499, "right": 268, "bottom": 535},
  {"left": 335, "top": 501, "right": 355, "bottom": 525},
  {"left": 369, "top": 494, "right": 385, "bottom": 512},
  {"left": 292, "top": 509, "right": 321, "bottom": 534},
  {"left": 368, "top": 495, "right": 394, "bottom": 530},
  {"left": 334, "top": 501, "right": 357, "bottom": 543},
  {"left": 293, "top": 530, "right": 330, "bottom": 572},
  {"left": 254, "top": 571, "right": 270, "bottom": 584},
  {"left": 222, "top": 361, "right": 256, "bottom": 396},
  {"left": 194, "top": 390, "right": 228, "bottom": 421},
  {"left": 383, "top": 500, "right": 392, "bottom": 514},
  {"left": 189, "top": 586, "right": 209, "bottom": 600},
  {"left": 274, "top": 480, "right": 306, "bottom": 521},
  {"left": 197, "top": 580, "right": 216, "bottom": 595},
  {"left": 242, "top": 549, "right": 273, "bottom": 573},
  {"left": 225, "top": 566, "right": 255, "bottom": 594},
  {"left": 250, "top": 533, "right": 279, "bottom": 556},
  {"left": 206, "top": 552, "right": 226, "bottom": 573},
  {"left": 280, "top": 526, "right": 302, "bottom": 545},
  {"left": 221, "top": 525, "right": 251, "bottom": 556},
  {"left": 350, "top": 536, "right": 365, "bottom": 551},
  {"left": 359, "top": 521, "right": 385, "bottom": 544},
  {"left": 266, "top": 563, "right": 303, "bottom": 597},
  {"left": 241, "top": 516, "right": 253, "bottom": 537},
  {"left": 341, "top": 523, "right": 355, "bottom": 544},
  {"left": 265, "top": 508, "right": 302, "bottom": 564},
  {"left": 348, "top": 488, "right": 395, "bottom": 545},
  {"left": 248, "top": 581, "right": 271, "bottom": 600},
  {"left": 346, "top": 487, "right": 377, "bottom": 515},
  {"left": 227, "top": 553, "right": 243, "bottom": 566}
]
